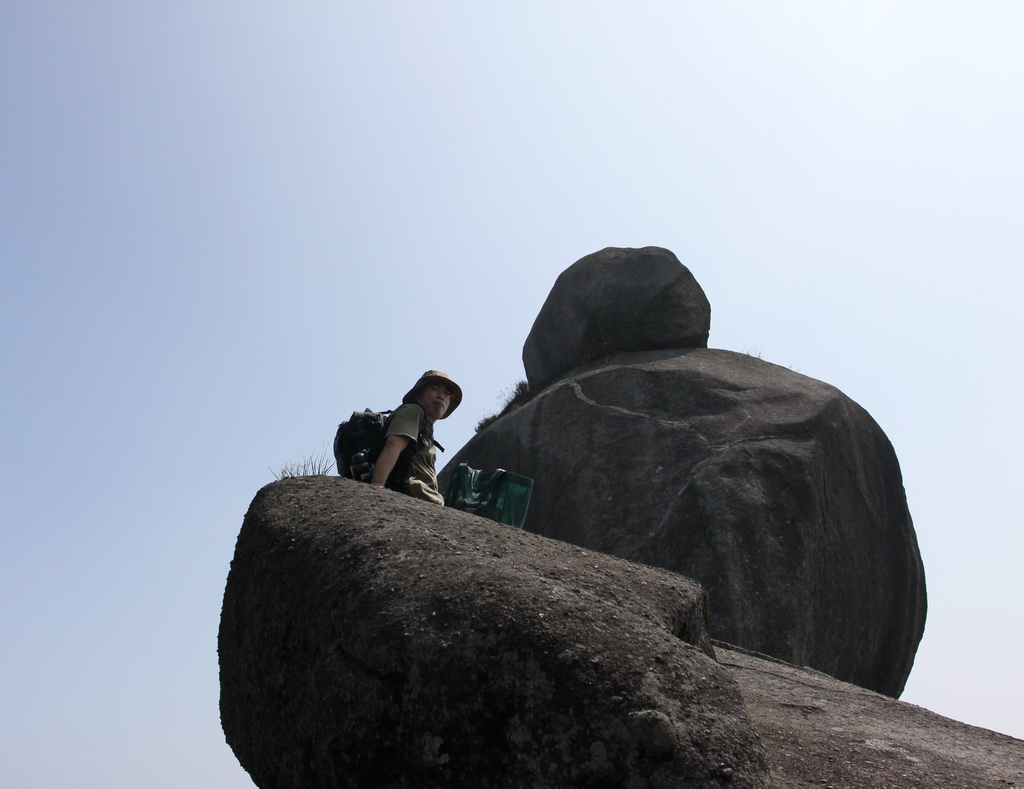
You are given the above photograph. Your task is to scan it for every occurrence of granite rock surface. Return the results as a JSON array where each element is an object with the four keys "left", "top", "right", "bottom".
[
  {"left": 445, "top": 348, "right": 925, "bottom": 697},
  {"left": 219, "top": 477, "right": 771, "bottom": 789},
  {"left": 522, "top": 246, "right": 710, "bottom": 391}
]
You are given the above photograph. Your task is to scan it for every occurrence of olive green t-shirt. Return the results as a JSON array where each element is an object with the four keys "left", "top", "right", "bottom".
[{"left": 385, "top": 404, "right": 443, "bottom": 505}]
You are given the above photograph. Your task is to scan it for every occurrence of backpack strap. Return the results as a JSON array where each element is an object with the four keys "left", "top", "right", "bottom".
[
  {"left": 415, "top": 409, "right": 444, "bottom": 453},
  {"left": 382, "top": 404, "right": 443, "bottom": 491}
]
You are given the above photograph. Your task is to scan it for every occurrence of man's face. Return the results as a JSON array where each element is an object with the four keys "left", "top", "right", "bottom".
[{"left": 416, "top": 382, "right": 452, "bottom": 422}]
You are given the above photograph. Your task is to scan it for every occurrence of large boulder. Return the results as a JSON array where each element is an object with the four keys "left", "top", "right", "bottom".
[
  {"left": 443, "top": 348, "right": 926, "bottom": 697},
  {"left": 522, "top": 247, "right": 711, "bottom": 391},
  {"left": 219, "top": 477, "right": 772, "bottom": 789}
]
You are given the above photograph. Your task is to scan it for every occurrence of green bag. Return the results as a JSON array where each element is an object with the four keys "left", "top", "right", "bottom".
[{"left": 444, "top": 462, "right": 534, "bottom": 529}]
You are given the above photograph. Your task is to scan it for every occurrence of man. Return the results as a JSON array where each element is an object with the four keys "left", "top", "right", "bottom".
[{"left": 370, "top": 370, "right": 462, "bottom": 505}]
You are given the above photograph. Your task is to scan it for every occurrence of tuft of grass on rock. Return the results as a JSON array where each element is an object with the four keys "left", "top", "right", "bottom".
[
  {"left": 475, "top": 379, "right": 533, "bottom": 432},
  {"left": 271, "top": 445, "right": 336, "bottom": 480}
]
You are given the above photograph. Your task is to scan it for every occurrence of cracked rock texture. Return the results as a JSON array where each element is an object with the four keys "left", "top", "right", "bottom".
[
  {"left": 522, "top": 247, "right": 711, "bottom": 392},
  {"left": 443, "top": 345, "right": 925, "bottom": 698},
  {"left": 219, "top": 477, "right": 772, "bottom": 788}
]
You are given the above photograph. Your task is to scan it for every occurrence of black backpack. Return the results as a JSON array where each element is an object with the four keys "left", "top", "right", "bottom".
[{"left": 333, "top": 406, "right": 443, "bottom": 487}]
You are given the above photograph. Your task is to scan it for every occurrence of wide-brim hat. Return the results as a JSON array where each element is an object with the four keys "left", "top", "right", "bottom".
[{"left": 402, "top": 370, "right": 463, "bottom": 419}]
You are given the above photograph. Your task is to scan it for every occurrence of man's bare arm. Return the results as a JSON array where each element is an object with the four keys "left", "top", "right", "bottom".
[{"left": 371, "top": 434, "right": 413, "bottom": 487}]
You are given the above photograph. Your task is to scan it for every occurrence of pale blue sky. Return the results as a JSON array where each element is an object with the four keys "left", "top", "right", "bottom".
[{"left": 2, "top": 2, "right": 1021, "bottom": 786}]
